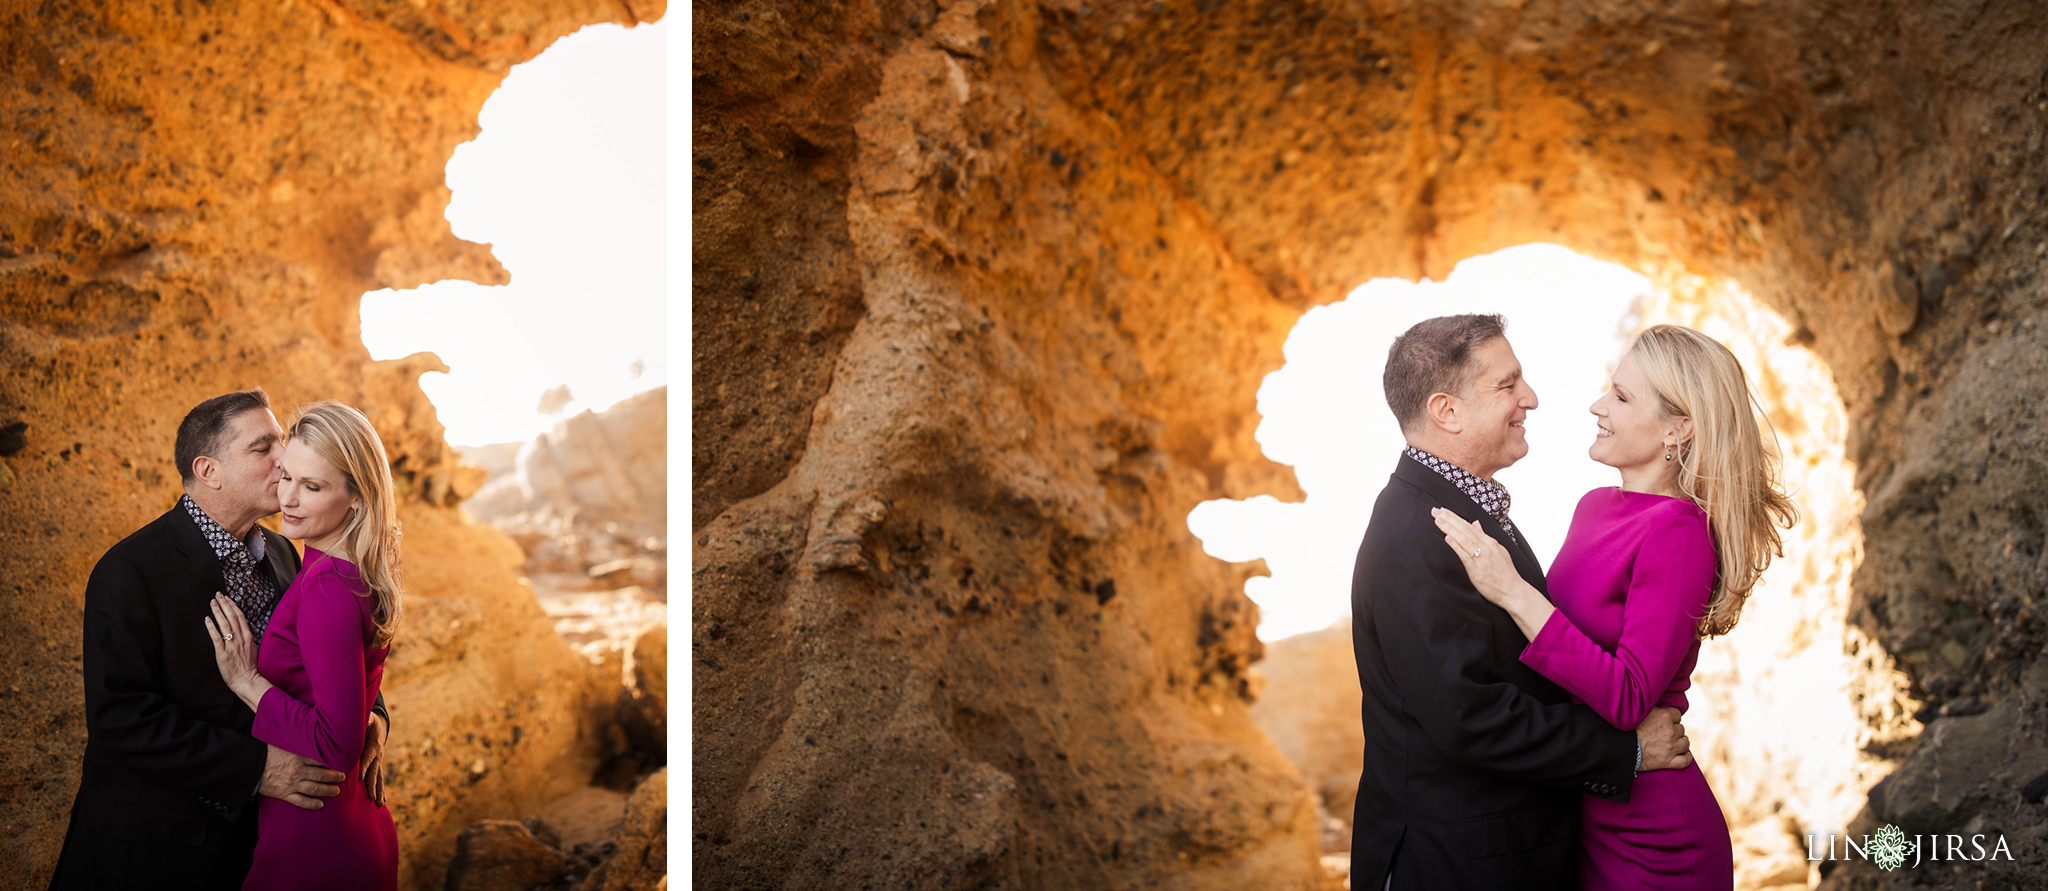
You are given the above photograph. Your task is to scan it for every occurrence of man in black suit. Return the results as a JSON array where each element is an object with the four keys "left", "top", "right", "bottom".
[
  {"left": 50, "top": 389, "right": 388, "bottom": 889},
  {"left": 1349, "top": 315, "right": 1692, "bottom": 890}
]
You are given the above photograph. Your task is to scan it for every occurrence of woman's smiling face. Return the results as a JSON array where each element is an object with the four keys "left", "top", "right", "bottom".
[
  {"left": 1588, "top": 352, "right": 1676, "bottom": 470},
  {"left": 278, "top": 437, "right": 357, "bottom": 548}
]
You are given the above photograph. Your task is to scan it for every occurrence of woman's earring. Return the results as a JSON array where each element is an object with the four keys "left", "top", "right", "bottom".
[{"left": 1664, "top": 449, "right": 1673, "bottom": 462}]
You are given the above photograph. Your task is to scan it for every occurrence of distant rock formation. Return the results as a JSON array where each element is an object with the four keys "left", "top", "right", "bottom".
[
  {"left": 465, "top": 387, "right": 667, "bottom": 594},
  {"left": 448, "top": 391, "right": 667, "bottom": 886},
  {"left": 459, "top": 389, "right": 667, "bottom": 720}
]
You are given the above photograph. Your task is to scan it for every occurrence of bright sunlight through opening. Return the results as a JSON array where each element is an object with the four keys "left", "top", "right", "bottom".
[
  {"left": 359, "top": 20, "right": 666, "bottom": 448},
  {"left": 1187, "top": 243, "right": 1653, "bottom": 641}
]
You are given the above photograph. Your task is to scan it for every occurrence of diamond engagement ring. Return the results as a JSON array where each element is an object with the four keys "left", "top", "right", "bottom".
[
  {"left": 223, "top": 633, "right": 233, "bottom": 641},
  {"left": 1470, "top": 549, "right": 1479, "bottom": 557}
]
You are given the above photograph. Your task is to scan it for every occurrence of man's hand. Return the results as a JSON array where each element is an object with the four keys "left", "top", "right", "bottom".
[
  {"left": 260, "top": 745, "right": 343, "bottom": 810},
  {"left": 359, "top": 712, "right": 388, "bottom": 806},
  {"left": 1635, "top": 707, "right": 1692, "bottom": 772}
]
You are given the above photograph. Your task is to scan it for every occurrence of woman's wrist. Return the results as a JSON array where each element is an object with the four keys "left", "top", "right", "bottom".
[
  {"left": 236, "top": 676, "right": 273, "bottom": 712},
  {"left": 1505, "top": 581, "right": 1555, "bottom": 640}
]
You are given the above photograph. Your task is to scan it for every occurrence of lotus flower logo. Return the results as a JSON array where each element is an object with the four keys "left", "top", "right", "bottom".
[{"left": 1869, "top": 824, "right": 1912, "bottom": 872}]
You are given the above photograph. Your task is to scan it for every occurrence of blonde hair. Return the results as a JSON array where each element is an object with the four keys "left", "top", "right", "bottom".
[
  {"left": 289, "top": 401, "right": 403, "bottom": 649},
  {"left": 1630, "top": 325, "right": 1798, "bottom": 638}
]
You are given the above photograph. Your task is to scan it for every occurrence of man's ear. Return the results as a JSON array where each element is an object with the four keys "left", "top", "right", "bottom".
[
  {"left": 1425, "top": 391, "right": 1463, "bottom": 435},
  {"left": 191, "top": 455, "right": 224, "bottom": 490}
]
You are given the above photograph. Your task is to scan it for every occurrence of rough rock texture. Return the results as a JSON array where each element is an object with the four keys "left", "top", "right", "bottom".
[
  {"left": 444, "top": 768, "right": 664, "bottom": 891},
  {"left": 697, "top": 0, "right": 2048, "bottom": 887},
  {"left": 0, "top": 1, "right": 660, "bottom": 888},
  {"left": 446, "top": 820, "right": 569, "bottom": 891},
  {"left": 528, "top": 784, "right": 629, "bottom": 885},
  {"left": 618, "top": 624, "right": 667, "bottom": 759},
  {"left": 583, "top": 768, "right": 666, "bottom": 891}
]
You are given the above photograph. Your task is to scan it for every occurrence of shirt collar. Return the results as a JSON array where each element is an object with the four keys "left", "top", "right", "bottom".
[
  {"left": 181, "top": 494, "right": 266, "bottom": 563},
  {"left": 1403, "top": 445, "right": 1515, "bottom": 526}
]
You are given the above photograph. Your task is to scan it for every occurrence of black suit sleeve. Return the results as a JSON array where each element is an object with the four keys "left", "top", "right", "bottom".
[
  {"left": 83, "top": 554, "right": 267, "bottom": 820},
  {"left": 1369, "top": 523, "right": 1638, "bottom": 800}
]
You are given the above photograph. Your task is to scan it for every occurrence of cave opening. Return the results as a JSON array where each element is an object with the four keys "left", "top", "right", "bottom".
[
  {"left": 691, "top": 1, "right": 2048, "bottom": 886},
  {"left": 357, "top": 12, "right": 674, "bottom": 801},
  {"left": 354, "top": 18, "right": 672, "bottom": 670},
  {"left": 359, "top": 19, "right": 668, "bottom": 449}
]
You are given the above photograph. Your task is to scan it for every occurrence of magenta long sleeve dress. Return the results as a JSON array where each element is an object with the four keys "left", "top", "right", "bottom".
[
  {"left": 245, "top": 548, "right": 397, "bottom": 891},
  {"left": 1519, "top": 489, "right": 1734, "bottom": 890}
]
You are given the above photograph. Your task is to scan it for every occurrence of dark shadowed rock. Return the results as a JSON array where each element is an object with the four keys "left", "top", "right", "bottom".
[
  {"left": 582, "top": 769, "right": 665, "bottom": 891},
  {"left": 617, "top": 625, "right": 666, "bottom": 761},
  {"left": 445, "top": 820, "right": 567, "bottom": 891}
]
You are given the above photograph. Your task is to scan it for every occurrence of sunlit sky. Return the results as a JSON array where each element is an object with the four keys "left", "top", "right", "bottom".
[
  {"left": 360, "top": 20, "right": 667, "bottom": 447},
  {"left": 1187, "top": 244, "right": 1655, "bottom": 641}
]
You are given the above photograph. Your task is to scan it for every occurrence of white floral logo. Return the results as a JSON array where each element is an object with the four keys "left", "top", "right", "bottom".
[{"left": 1869, "top": 824, "right": 1911, "bottom": 872}]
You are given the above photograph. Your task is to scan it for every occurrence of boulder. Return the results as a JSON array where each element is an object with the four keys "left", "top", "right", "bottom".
[
  {"left": 617, "top": 625, "right": 666, "bottom": 760},
  {"left": 528, "top": 785, "right": 630, "bottom": 886},
  {"left": 583, "top": 769, "right": 666, "bottom": 891},
  {"left": 445, "top": 820, "right": 567, "bottom": 891},
  {"left": 464, "top": 387, "right": 667, "bottom": 572}
]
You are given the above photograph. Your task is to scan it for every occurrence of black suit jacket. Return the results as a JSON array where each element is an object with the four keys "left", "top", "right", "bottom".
[
  {"left": 49, "top": 502, "right": 378, "bottom": 890},
  {"left": 1349, "top": 454, "right": 1638, "bottom": 890}
]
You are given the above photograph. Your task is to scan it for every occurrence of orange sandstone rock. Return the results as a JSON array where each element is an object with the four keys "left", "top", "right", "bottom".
[
  {"left": 0, "top": 2, "right": 662, "bottom": 888},
  {"left": 695, "top": 0, "right": 2048, "bottom": 888}
]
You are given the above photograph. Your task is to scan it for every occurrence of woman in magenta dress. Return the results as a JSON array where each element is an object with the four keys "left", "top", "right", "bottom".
[
  {"left": 1432, "top": 325, "right": 1797, "bottom": 890},
  {"left": 206, "top": 401, "right": 402, "bottom": 891}
]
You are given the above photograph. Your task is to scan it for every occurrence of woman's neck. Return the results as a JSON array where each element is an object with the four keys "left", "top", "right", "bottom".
[
  {"left": 306, "top": 531, "right": 350, "bottom": 560},
  {"left": 1618, "top": 461, "right": 1684, "bottom": 499}
]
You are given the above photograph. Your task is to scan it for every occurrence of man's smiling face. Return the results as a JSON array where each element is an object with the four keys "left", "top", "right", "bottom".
[{"left": 1455, "top": 337, "right": 1538, "bottom": 478}]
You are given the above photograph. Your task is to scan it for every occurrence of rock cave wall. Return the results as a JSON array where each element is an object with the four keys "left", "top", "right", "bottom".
[
  {"left": 0, "top": 1, "right": 663, "bottom": 888},
  {"left": 695, "top": 0, "right": 2048, "bottom": 888}
]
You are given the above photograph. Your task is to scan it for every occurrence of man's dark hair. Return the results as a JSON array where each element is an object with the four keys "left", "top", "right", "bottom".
[
  {"left": 1383, "top": 314, "right": 1508, "bottom": 432},
  {"left": 174, "top": 389, "right": 272, "bottom": 483}
]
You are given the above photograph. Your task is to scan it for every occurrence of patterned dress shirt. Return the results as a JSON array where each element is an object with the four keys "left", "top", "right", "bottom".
[
  {"left": 182, "top": 495, "right": 284, "bottom": 641},
  {"left": 1404, "top": 445, "right": 1520, "bottom": 545}
]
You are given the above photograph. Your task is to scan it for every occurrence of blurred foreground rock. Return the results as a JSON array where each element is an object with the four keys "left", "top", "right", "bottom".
[
  {"left": 446, "top": 769, "right": 666, "bottom": 891},
  {"left": 582, "top": 768, "right": 667, "bottom": 891},
  {"left": 616, "top": 625, "right": 666, "bottom": 760},
  {"left": 447, "top": 821, "right": 568, "bottom": 891},
  {"left": 1247, "top": 619, "right": 1363, "bottom": 856}
]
